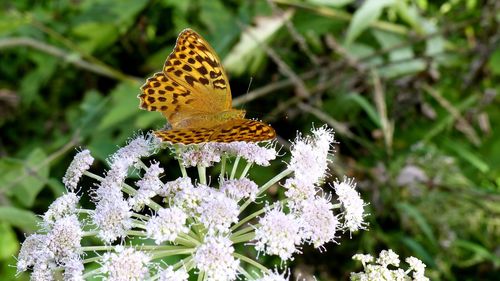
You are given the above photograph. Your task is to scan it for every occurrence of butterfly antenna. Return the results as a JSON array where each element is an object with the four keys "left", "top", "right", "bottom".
[
  {"left": 246, "top": 77, "right": 253, "bottom": 95},
  {"left": 242, "top": 77, "right": 253, "bottom": 111}
]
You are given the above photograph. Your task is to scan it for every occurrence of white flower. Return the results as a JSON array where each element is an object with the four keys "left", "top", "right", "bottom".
[
  {"left": 194, "top": 236, "right": 239, "bottom": 281},
  {"left": 17, "top": 234, "right": 51, "bottom": 273},
  {"left": 43, "top": 192, "right": 79, "bottom": 228},
  {"left": 352, "top": 253, "right": 374, "bottom": 264},
  {"left": 406, "top": 256, "right": 428, "bottom": 280},
  {"left": 129, "top": 161, "right": 164, "bottom": 211},
  {"left": 93, "top": 165, "right": 128, "bottom": 203},
  {"left": 376, "top": 249, "right": 400, "bottom": 267},
  {"left": 101, "top": 246, "right": 151, "bottom": 281},
  {"left": 220, "top": 142, "right": 277, "bottom": 166},
  {"left": 255, "top": 205, "right": 302, "bottom": 261},
  {"left": 157, "top": 176, "right": 193, "bottom": 198},
  {"left": 46, "top": 215, "right": 82, "bottom": 262},
  {"left": 220, "top": 178, "right": 259, "bottom": 201},
  {"left": 63, "top": 257, "right": 85, "bottom": 281},
  {"left": 146, "top": 206, "right": 189, "bottom": 244},
  {"left": 158, "top": 266, "right": 189, "bottom": 281},
  {"left": 107, "top": 134, "right": 159, "bottom": 169},
  {"left": 62, "top": 149, "right": 94, "bottom": 191},
  {"left": 288, "top": 126, "right": 334, "bottom": 184},
  {"left": 350, "top": 250, "right": 429, "bottom": 281},
  {"left": 173, "top": 184, "right": 213, "bottom": 215},
  {"left": 283, "top": 178, "right": 318, "bottom": 203},
  {"left": 198, "top": 191, "right": 239, "bottom": 234},
  {"left": 333, "top": 178, "right": 367, "bottom": 233},
  {"left": 177, "top": 143, "right": 222, "bottom": 167},
  {"left": 31, "top": 261, "right": 56, "bottom": 281},
  {"left": 296, "top": 196, "right": 339, "bottom": 248},
  {"left": 256, "top": 269, "right": 290, "bottom": 281},
  {"left": 93, "top": 197, "right": 133, "bottom": 243}
]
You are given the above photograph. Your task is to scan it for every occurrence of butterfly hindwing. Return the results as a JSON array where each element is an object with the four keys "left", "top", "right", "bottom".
[{"left": 154, "top": 119, "right": 276, "bottom": 144}]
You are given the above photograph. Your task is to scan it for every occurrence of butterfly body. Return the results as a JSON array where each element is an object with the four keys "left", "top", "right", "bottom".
[{"left": 139, "top": 29, "right": 276, "bottom": 144}]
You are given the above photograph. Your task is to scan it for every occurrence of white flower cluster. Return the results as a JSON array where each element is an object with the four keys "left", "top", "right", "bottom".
[
  {"left": 18, "top": 128, "right": 369, "bottom": 281},
  {"left": 351, "top": 250, "right": 429, "bottom": 281}
]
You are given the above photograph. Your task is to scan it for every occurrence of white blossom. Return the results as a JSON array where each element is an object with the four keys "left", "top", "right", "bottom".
[
  {"left": 43, "top": 192, "right": 79, "bottom": 228},
  {"left": 63, "top": 257, "right": 85, "bottom": 281},
  {"left": 158, "top": 177, "right": 193, "bottom": 198},
  {"left": 93, "top": 197, "right": 133, "bottom": 243},
  {"left": 194, "top": 236, "right": 239, "bottom": 281},
  {"left": 101, "top": 246, "right": 151, "bottom": 281},
  {"left": 220, "top": 142, "right": 277, "bottom": 166},
  {"left": 146, "top": 206, "right": 189, "bottom": 244},
  {"left": 296, "top": 196, "right": 339, "bottom": 248},
  {"left": 173, "top": 184, "right": 214, "bottom": 215},
  {"left": 177, "top": 143, "right": 222, "bottom": 167},
  {"left": 333, "top": 178, "right": 367, "bottom": 233},
  {"left": 158, "top": 266, "right": 189, "bottom": 281},
  {"left": 62, "top": 149, "right": 94, "bottom": 191},
  {"left": 288, "top": 126, "right": 334, "bottom": 184},
  {"left": 46, "top": 215, "right": 82, "bottom": 263},
  {"left": 17, "top": 234, "right": 50, "bottom": 273},
  {"left": 107, "top": 134, "right": 159, "bottom": 169},
  {"left": 129, "top": 161, "right": 164, "bottom": 211},
  {"left": 283, "top": 178, "right": 318, "bottom": 203},
  {"left": 255, "top": 205, "right": 302, "bottom": 261},
  {"left": 198, "top": 191, "right": 239, "bottom": 234},
  {"left": 220, "top": 178, "right": 259, "bottom": 201}
]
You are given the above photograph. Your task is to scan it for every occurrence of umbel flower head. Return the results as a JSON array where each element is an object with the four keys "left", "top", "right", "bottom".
[{"left": 17, "top": 126, "right": 371, "bottom": 281}]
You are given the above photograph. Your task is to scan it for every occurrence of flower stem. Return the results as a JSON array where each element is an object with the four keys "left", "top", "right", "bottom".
[
  {"left": 83, "top": 171, "right": 161, "bottom": 211},
  {"left": 233, "top": 253, "right": 269, "bottom": 273},
  {"left": 230, "top": 156, "right": 241, "bottom": 179},
  {"left": 197, "top": 165, "right": 207, "bottom": 185},
  {"left": 231, "top": 225, "right": 255, "bottom": 239},
  {"left": 232, "top": 232, "right": 255, "bottom": 244},
  {"left": 178, "top": 159, "right": 188, "bottom": 177},
  {"left": 150, "top": 248, "right": 195, "bottom": 259},
  {"left": 231, "top": 208, "right": 265, "bottom": 231},
  {"left": 239, "top": 168, "right": 293, "bottom": 213},
  {"left": 220, "top": 154, "right": 227, "bottom": 185},
  {"left": 239, "top": 162, "right": 252, "bottom": 179}
]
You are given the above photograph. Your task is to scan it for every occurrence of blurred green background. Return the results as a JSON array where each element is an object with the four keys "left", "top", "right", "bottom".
[{"left": 1, "top": 0, "right": 499, "bottom": 280}]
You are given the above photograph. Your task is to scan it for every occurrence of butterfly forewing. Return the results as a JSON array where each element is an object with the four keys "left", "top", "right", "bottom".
[{"left": 163, "top": 29, "right": 231, "bottom": 112}]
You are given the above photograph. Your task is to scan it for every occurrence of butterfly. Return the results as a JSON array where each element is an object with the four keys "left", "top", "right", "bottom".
[{"left": 138, "top": 28, "right": 276, "bottom": 144}]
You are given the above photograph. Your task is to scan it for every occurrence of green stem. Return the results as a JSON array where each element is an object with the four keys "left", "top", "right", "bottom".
[
  {"left": 233, "top": 253, "right": 269, "bottom": 273},
  {"left": 150, "top": 248, "right": 195, "bottom": 259},
  {"left": 231, "top": 207, "right": 265, "bottom": 231},
  {"left": 238, "top": 266, "right": 255, "bottom": 280},
  {"left": 239, "top": 168, "right": 293, "bottom": 213},
  {"left": 220, "top": 154, "right": 227, "bottom": 185},
  {"left": 230, "top": 156, "right": 241, "bottom": 179},
  {"left": 197, "top": 165, "right": 207, "bottom": 185},
  {"left": 232, "top": 232, "right": 255, "bottom": 244},
  {"left": 178, "top": 159, "right": 188, "bottom": 178},
  {"left": 231, "top": 225, "right": 255, "bottom": 239},
  {"left": 83, "top": 171, "right": 162, "bottom": 211},
  {"left": 239, "top": 162, "right": 252, "bottom": 179}
]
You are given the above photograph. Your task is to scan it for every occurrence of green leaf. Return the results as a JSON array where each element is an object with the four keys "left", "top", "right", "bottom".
[
  {"left": 455, "top": 240, "right": 500, "bottom": 267},
  {"left": 396, "top": 202, "right": 438, "bottom": 246},
  {"left": 345, "top": 0, "right": 396, "bottom": 45},
  {"left": 444, "top": 140, "right": 490, "bottom": 173},
  {"left": 0, "top": 207, "right": 40, "bottom": 232},
  {"left": 0, "top": 222, "right": 19, "bottom": 260},
  {"left": 0, "top": 149, "right": 49, "bottom": 207},
  {"left": 98, "top": 81, "right": 142, "bottom": 131},
  {"left": 342, "top": 93, "right": 381, "bottom": 127},
  {"left": 224, "top": 10, "right": 293, "bottom": 76},
  {"left": 400, "top": 236, "right": 437, "bottom": 267},
  {"left": 488, "top": 48, "right": 500, "bottom": 75},
  {"left": 304, "top": 0, "right": 353, "bottom": 8},
  {"left": 72, "top": 22, "right": 119, "bottom": 52},
  {"left": 373, "top": 30, "right": 426, "bottom": 77}
]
